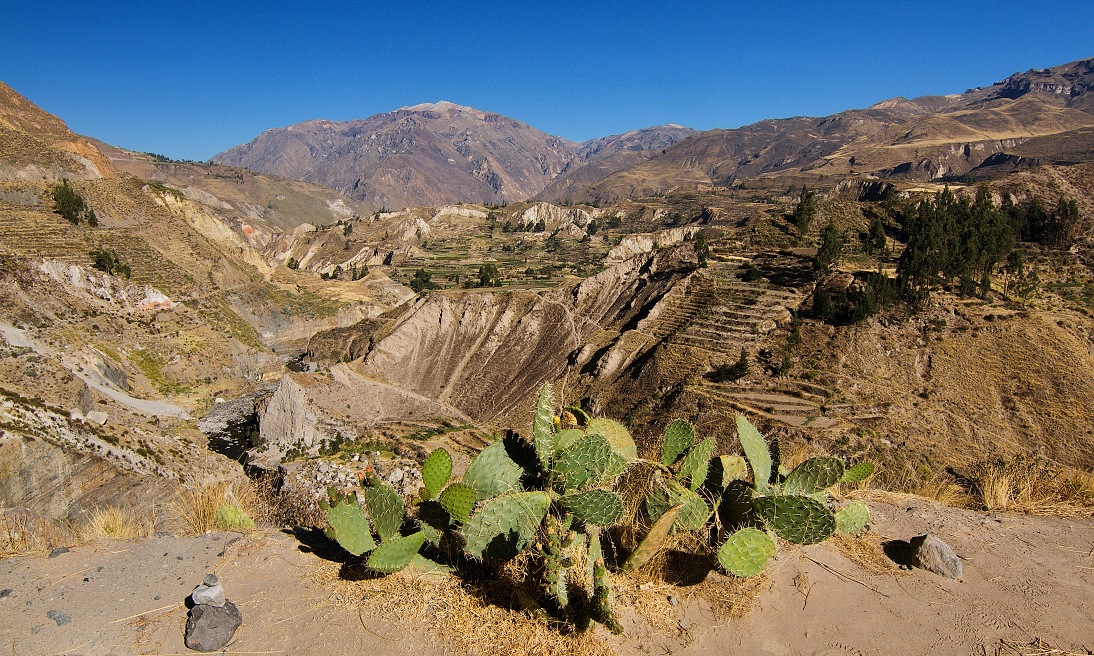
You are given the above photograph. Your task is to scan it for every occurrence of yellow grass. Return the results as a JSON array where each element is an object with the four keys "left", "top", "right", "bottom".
[
  {"left": 78, "top": 506, "right": 155, "bottom": 541},
  {"left": 1, "top": 511, "right": 71, "bottom": 557},
  {"left": 976, "top": 460, "right": 1094, "bottom": 516},
  {"left": 174, "top": 479, "right": 265, "bottom": 534}
]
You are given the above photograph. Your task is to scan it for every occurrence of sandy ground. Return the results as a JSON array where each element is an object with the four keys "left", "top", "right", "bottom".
[{"left": 1, "top": 497, "right": 1091, "bottom": 656}]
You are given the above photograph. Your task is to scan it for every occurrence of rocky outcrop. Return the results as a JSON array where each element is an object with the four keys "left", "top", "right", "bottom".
[{"left": 514, "top": 202, "right": 594, "bottom": 236}]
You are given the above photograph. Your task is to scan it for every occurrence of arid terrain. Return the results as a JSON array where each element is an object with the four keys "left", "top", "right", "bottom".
[{"left": 2, "top": 58, "right": 1093, "bottom": 655}]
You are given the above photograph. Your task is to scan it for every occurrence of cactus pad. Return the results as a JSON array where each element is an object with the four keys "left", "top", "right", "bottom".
[
  {"left": 532, "top": 383, "right": 555, "bottom": 469},
  {"left": 621, "top": 503, "right": 682, "bottom": 572},
  {"left": 585, "top": 417, "right": 638, "bottom": 462},
  {"left": 783, "top": 457, "right": 845, "bottom": 495},
  {"left": 717, "top": 528, "right": 776, "bottom": 577},
  {"left": 552, "top": 434, "right": 626, "bottom": 490},
  {"left": 841, "top": 462, "right": 876, "bottom": 483},
  {"left": 646, "top": 479, "right": 710, "bottom": 531},
  {"left": 553, "top": 428, "right": 585, "bottom": 452},
  {"left": 420, "top": 448, "right": 453, "bottom": 500},
  {"left": 677, "top": 437, "right": 716, "bottom": 487},
  {"left": 661, "top": 419, "right": 695, "bottom": 466},
  {"left": 463, "top": 440, "right": 526, "bottom": 500},
  {"left": 362, "top": 483, "right": 404, "bottom": 542},
  {"left": 561, "top": 490, "right": 624, "bottom": 526},
  {"left": 438, "top": 482, "right": 477, "bottom": 524},
  {"left": 835, "top": 500, "right": 871, "bottom": 534},
  {"left": 366, "top": 531, "right": 426, "bottom": 573},
  {"left": 711, "top": 455, "right": 749, "bottom": 490},
  {"left": 736, "top": 414, "right": 771, "bottom": 491},
  {"left": 461, "top": 491, "right": 551, "bottom": 560},
  {"left": 754, "top": 494, "right": 836, "bottom": 545},
  {"left": 324, "top": 498, "right": 376, "bottom": 556}
]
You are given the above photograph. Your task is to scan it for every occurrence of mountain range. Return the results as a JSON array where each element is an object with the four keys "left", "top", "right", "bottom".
[{"left": 214, "top": 59, "right": 1094, "bottom": 210}]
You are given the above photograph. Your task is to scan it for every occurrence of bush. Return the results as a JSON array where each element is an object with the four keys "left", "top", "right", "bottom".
[
  {"left": 89, "top": 248, "right": 131, "bottom": 279},
  {"left": 52, "top": 180, "right": 88, "bottom": 225}
]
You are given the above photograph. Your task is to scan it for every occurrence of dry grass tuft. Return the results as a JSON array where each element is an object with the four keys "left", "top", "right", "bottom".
[
  {"left": 312, "top": 560, "right": 616, "bottom": 656},
  {"left": 78, "top": 506, "right": 155, "bottom": 541},
  {"left": 175, "top": 478, "right": 267, "bottom": 534},
  {"left": 975, "top": 459, "right": 1094, "bottom": 516},
  {"left": 1, "top": 511, "right": 71, "bottom": 557},
  {"left": 829, "top": 533, "right": 907, "bottom": 576},
  {"left": 995, "top": 636, "right": 1091, "bottom": 655}
]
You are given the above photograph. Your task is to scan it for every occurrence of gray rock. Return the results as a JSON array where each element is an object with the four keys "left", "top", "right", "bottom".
[
  {"left": 46, "top": 609, "right": 71, "bottom": 626},
  {"left": 85, "top": 410, "right": 108, "bottom": 426},
  {"left": 185, "top": 600, "right": 242, "bottom": 652},
  {"left": 909, "top": 533, "right": 963, "bottom": 579},
  {"left": 48, "top": 547, "right": 69, "bottom": 558},
  {"left": 191, "top": 574, "right": 226, "bottom": 607}
]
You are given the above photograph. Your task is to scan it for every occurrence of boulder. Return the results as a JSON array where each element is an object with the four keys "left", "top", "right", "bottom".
[
  {"left": 184, "top": 600, "right": 242, "bottom": 652},
  {"left": 909, "top": 533, "right": 963, "bottom": 579}
]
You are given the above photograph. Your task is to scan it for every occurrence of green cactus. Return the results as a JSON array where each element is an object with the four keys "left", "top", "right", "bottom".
[
  {"left": 420, "top": 448, "right": 453, "bottom": 500},
  {"left": 461, "top": 491, "right": 551, "bottom": 560},
  {"left": 462, "top": 439, "right": 525, "bottom": 500},
  {"left": 560, "top": 490, "right": 624, "bottom": 526},
  {"left": 589, "top": 530, "right": 622, "bottom": 634},
  {"left": 753, "top": 494, "right": 836, "bottom": 545},
  {"left": 717, "top": 527, "right": 777, "bottom": 577},
  {"left": 551, "top": 433, "right": 626, "bottom": 490},
  {"left": 646, "top": 477, "right": 710, "bottom": 531},
  {"left": 782, "top": 456, "right": 845, "bottom": 495},
  {"left": 553, "top": 428, "right": 585, "bottom": 452},
  {"left": 585, "top": 417, "right": 638, "bottom": 462},
  {"left": 677, "top": 436, "right": 717, "bottom": 489},
  {"left": 736, "top": 414, "right": 771, "bottom": 493},
  {"left": 621, "top": 503, "right": 682, "bottom": 572},
  {"left": 366, "top": 531, "right": 427, "bottom": 573},
  {"left": 835, "top": 500, "right": 871, "bottom": 534},
  {"left": 323, "top": 494, "right": 376, "bottom": 557},
  {"left": 362, "top": 482, "right": 404, "bottom": 542},
  {"left": 661, "top": 419, "right": 696, "bottom": 466},
  {"left": 532, "top": 383, "right": 556, "bottom": 470},
  {"left": 841, "top": 462, "right": 876, "bottom": 483},
  {"left": 707, "top": 455, "right": 749, "bottom": 492},
  {"left": 438, "top": 482, "right": 477, "bottom": 524}
]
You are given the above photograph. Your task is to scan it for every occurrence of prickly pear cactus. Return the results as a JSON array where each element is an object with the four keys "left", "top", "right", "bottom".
[
  {"left": 782, "top": 456, "right": 845, "bottom": 495},
  {"left": 366, "top": 531, "right": 427, "bottom": 573},
  {"left": 661, "top": 419, "right": 696, "bottom": 466},
  {"left": 646, "top": 477, "right": 710, "bottom": 531},
  {"left": 438, "top": 483, "right": 477, "bottom": 524},
  {"left": 676, "top": 436, "right": 717, "bottom": 490},
  {"left": 736, "top": 414, "right": 771, "bottom": 493},
  {"left": 552, "top": 433, "right": 626, "bottom": 490},
  {"left": 835, "top": 500, "right": 871, "bottom": 534},
  {"left": 841, "top": 462, "right": 876, "bottom": 483},
  {"left": 463, "top": 440, "right": 525, "bottom": 500},
  {"left": 362, "top": 482, "right": 404, "bottom": 542},
  {"left": 717, "top": 527, "right": 777, "bottom": 577},
  {"left": 560, "top": 490, "right": 624, "bottom": 526},
  {"left": 461, "top": 491, "right": 551, "bottom": 560},
  {"left": 753, "top": 494, "right": 836, "bottom": 545},
  {"left": 323, "top": 493, "right": 376, "bottom": 557},
  {"left": 420, "top": 448, "right": 453, "bottom": 500}
]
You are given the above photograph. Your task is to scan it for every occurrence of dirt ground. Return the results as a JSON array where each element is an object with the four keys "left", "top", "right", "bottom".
[{"left": 1, "top": 496, "right": 1091, "bottom": 656}]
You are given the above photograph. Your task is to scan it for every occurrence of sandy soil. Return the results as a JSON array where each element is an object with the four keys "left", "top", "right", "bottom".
[{"left": 1, "top": 497, "right": 1090, "bottom": 656}]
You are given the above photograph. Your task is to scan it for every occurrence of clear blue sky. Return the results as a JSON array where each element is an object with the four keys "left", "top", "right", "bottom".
[{"left": 3, "top": 1, "right": 1092, "bottom": 162}]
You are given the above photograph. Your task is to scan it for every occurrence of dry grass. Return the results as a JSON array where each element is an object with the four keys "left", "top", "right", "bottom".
[
  {"left": 313, "top": 560, "right": 617, "bottom": 656},
  {"left": 174, "top": 478, "right": 265, "bottom": 534},
  {"left": 78, "top": 506, "right": 156, "bottom": 541},
  {"left": 829, "top": 533, "right": 907, "bottom": 576},
  {"left": 975, "top": 459, "right": 1094, "bottom": 516},
  {"left": 1, "top": 511, "right": 71, "bottom": 557},
  {"left": 995, "top": 637, "right": 1092, "bottom": 656}
]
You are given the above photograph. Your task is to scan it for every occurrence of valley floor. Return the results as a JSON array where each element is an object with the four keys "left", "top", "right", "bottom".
[{"left": 1, "top": 496, "right": 1090, "bottom": 655}]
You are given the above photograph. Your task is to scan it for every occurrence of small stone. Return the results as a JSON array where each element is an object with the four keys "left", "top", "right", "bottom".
[
  {"left": 191, "top": 577, "right": 226, "bottom": 608},
  {"left": 0, "top": 589, "right": 12, "bottom": 598},
  {"left": 667, "top": 595, "right": 679, "bottom": 607},
  {"left": 48, "top": 547, "right": 69, "bottom": 559},
  {"left": 46, "top": 610, "right": 71, "bottom": 626},
  {"left": 909, "top": 533, "right": 963, "bottom": 579},
  {"left": 184, "top": 600, "right": 242, "bottom": 652}
]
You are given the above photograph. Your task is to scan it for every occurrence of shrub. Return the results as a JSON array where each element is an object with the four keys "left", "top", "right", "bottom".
[{"left": 52, "top": 180, "right": 88, "bottom": 225}]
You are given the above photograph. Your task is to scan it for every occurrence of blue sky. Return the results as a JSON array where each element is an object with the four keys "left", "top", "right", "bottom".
[{"left": 3, "top": 1, "right": 1092, "bottom": 162}]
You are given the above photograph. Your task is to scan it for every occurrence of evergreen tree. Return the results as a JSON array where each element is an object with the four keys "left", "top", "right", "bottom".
[
  {"left": 792, "top": 186, "right": 816, "bottom": 239},
  {"left": 52, "top": 180, "right": 87, "bottom": 225},
  {"left": 814, "top": 220, "right": 843, "bottom": 274}
]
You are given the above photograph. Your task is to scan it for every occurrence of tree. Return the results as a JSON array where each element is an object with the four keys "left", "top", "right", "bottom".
[
  {"left": 410, "top": 269, "right": 434, "bottom": 293},
  {"left": 286, "top": 257, "right": 299, "bottom": 270},
  {"left": 694, "top": 232, "right": 709, "bottom": 268},
  {"left": 792, "top": 186, "right": 816, "bottom": 239},
  {"left": 814, "top": 220, "right": 843, "bottom": 274},
  {"left": 710, "top": 348, "right": 749, "bottom": 382},
  {"left": 52, "top": 180, "right": 87, "bottom": 225},
  {"left": 477, "top": 263, "right": 501, "bottom": 288},
  {"left": 865, "top": 214, "right": 886, "bottom": 255},
  {"left": 89, "top": 248, "right": 131, "bottom": 279}
]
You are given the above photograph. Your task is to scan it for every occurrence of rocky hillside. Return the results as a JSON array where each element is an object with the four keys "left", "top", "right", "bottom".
[
  {"left": 562, "top": 58, "right": 1094, "bottom": 203},
  {"left": 212, "top": 101, "right": 579, "bottom": 211}
]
